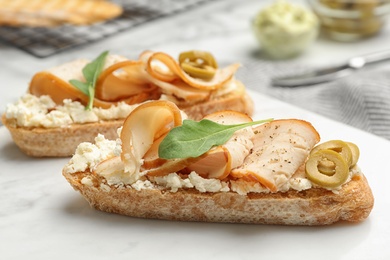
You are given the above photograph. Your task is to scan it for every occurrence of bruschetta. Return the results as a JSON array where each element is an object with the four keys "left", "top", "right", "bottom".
[
  {"left": 62, "top": 100, "right": 374, "bottom": 225},
  {"left": 2, "top": 50, "right": 253, "bottom": 157}
]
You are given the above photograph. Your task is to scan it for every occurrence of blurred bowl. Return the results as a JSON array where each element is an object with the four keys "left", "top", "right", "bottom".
[
  {"left": 252, "top": 1, "right": 319, "bottom": 59},
  {"left": 308, "top": 0, "right": 390, "bottom": 41}
]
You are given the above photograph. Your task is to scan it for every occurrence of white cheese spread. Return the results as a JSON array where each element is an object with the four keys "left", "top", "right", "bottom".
[
  {"left": 152, "top": 172, "right": 229, "bottom": 193},
  {"left": 131, "top": 180, "right": 155, "bottom": 191},
  {"left": 188, "top": 172, "right": 230, "bottom": 193},
  {"left": 5, "top": 94, "right": 137, "bottom": 128},
  {"left": 64, "top": 134, "right": 121, "bottom": 174},
  {"left": 153, "top": 173, "right": 194, "bottom": 192},
  {"left": 81, "top": 176, "right": 94, "bottom": 187}
]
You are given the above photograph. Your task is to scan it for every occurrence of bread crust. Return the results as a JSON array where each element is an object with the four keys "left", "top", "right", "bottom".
[
  {"left": 63, "top": 169, "right": 374, "bottom": 225},
  {"left": 2, "top": 114, "right": 123, "bottom": 157},
  {"left": 2, "top": 82, "right": 253, "bottom": 157}
]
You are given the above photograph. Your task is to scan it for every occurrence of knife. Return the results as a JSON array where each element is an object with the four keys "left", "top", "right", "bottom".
[{"left": 271, "top": 49, "right": 390, "bottom": 87}]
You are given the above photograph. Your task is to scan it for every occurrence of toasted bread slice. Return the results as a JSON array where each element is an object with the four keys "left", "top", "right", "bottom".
[
  {"left": 2, "top": 114, "right": 123, "bottom": 157},
  {"left": 0, "top": 0, "right": 123, "bottom": 27},
  {"left": 63, "top": 170, "right": 374, "bottom": 225},
  {"left": 61, "top": 103, "right": 373, "bottom": 225}
]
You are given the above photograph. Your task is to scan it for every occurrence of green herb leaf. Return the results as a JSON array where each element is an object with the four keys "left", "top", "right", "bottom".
[
  {"left": 69, "top": 80, "right": 89, "bottom": 95},
  {"left": 158, "top": 118, "right": 273, "bottom": 159},
  {"left": 82, "top": 51, "right": 109, "bottom": 87},
  {"left": 69, "top": 51, "right": 109, "bottom": 110}
]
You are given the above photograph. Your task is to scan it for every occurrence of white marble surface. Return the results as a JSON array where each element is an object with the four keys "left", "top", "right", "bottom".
[
  {"left": 1, "top": 0, "right": 390, "bottom": 259},
  {"left": 1, "top": 90, "right": 390, "bottom": 260}
]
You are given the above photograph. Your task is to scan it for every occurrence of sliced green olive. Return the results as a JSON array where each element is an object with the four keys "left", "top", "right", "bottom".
[
  {"left": 180, "top": 62, "right": 216, "bottom": 80},
  {"left": 178, "top": 50, "right": 218, "bottom": 80},
  {"left": 310, "top": 140, "right": 353, "bottom": 167},
  {"left": 179, "top": 50, "right": 218, "bottom": 68},
  {"left": 345, "top": 142, "right": 360, "bottom": 167},
  {"left": 317, "top": 158, "right": 335, "bottom": 176},
  {"left": 306, "top": 150, "right": 349, "bottom": 188}
]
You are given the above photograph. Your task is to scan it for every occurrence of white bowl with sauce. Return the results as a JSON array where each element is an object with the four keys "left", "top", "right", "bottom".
[{"left": 252, "top": 0, "right": 319, "bottom": 59}]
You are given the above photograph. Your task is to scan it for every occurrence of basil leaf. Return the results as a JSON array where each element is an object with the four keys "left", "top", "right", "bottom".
[
  {"left": 82, "top": 50, "right": 109, "bottom": 87},
  {"left": 158, "top": 118, "right": 273, "bottom": 159},
  {"left": 69, "top": 51, "right": 109, "bottom": 110},
  {"left": 69, "top": 80, "right": 89, "bottom": 95}
]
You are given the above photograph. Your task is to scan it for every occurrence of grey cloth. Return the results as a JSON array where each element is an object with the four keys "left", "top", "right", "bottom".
[{"left": 236, "top": 60, "right": 390, "bottom": 140}]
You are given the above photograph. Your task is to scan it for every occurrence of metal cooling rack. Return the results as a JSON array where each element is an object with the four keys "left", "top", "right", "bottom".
[{"left": 0, "top": 0, "right": 213, "bottom": 58}]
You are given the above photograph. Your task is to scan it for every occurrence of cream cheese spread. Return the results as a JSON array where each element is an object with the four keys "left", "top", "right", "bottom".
[
  {"left": 153, "top": 172, "right": 230, "bottom": 193},
  {"left": 5, "top": 94, "right": 136, "bottom": 128},
  {"left": 64, "top": 134, "right": 121, "bottom": 174}
]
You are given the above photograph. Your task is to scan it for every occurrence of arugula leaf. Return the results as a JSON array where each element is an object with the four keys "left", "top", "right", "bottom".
[
  {"left": 158, "top": 118, "right": 273, "bottom": 159},
  {"left": 69, "top": 51, "right": 109, "bottom": 110}
]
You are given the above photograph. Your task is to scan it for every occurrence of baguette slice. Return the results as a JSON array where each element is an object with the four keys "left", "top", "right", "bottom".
[
  {"left": 63, "top": 170, "right": 374, "bottom": 225},
  {"left": 61, "top": 101, "right": 373, "bottom": 225}
]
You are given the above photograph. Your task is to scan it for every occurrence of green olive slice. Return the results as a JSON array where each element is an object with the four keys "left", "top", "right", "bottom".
[
  {"left": 345, "top": 142, "right": 360, "bottom": 167},
  {"left": 180, "top": 62, "right": 216, "bottom": 80},
  {"left": 179, "top": 50, "right": 218, "bottom": 68},
  {"left": 179, "top": 50, "right": 218, "bottom": 80},
  {"left": 306, "top": 150, "right": 349, "bottom": 188},
  {"left": 317, "top": 158, "right": 335, "bottom": 176},
  {"left": 310, "top": 140, "right": 353, "bottom": 167}
]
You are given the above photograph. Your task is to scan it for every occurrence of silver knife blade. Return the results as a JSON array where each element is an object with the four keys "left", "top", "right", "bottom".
[
  {"left": 271, "top": 49, "right": 390, "bottom": 87},
  {"left": 271, "top": 63, "right": 355, "bottom": 87}
]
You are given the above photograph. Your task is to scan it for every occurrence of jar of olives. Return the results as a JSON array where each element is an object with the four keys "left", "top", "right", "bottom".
[{"left": 308, "top": 0, "right": 390, "bottom": 41}]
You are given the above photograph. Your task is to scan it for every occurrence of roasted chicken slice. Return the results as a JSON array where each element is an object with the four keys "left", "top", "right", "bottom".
[{"left": 231, "top": 119, "right": 320, "bottom": 192}]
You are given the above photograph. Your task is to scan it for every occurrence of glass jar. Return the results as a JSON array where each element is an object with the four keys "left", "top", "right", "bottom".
[{"left": 308, "top": 0, "right": 390, "bottom": 41}]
